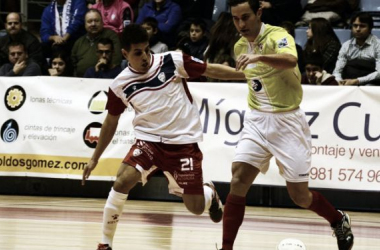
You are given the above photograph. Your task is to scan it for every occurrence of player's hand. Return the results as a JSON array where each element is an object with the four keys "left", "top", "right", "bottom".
[
  {"left": 236, "top": 54, "right": 260, "bottom": 71},
  {"left": 82, "top": 159, "right": 98, "bottom": 186}
]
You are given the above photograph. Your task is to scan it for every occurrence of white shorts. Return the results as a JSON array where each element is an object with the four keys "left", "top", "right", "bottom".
[{"left": 233, "top": 108, "right": 312, "bottom": 182}]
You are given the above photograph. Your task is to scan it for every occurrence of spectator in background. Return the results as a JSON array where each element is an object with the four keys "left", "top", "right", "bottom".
[
  {"left": 141, "top": 17, "right": 168, "bottom": 53},
  {"left": 280, "top": 21, "right": 305, "bottom": 73},
  {"left": 333, "top": 12, "right": 380, "bottom": 86},
  {"left": 304, "top": 18, "right": 341, "bottom": 74},
  {"left": 91, "top": 0, "right": 134, "bottom": 36},
  {"left": 297, "top": 0, "right": 346, "bottom": 27},
  {"left": 302, "top": 51, "right": 338, "bottom": 85},
  {"left": 83, "top": 38, "right": 122, "bottom": 78},
  {"left": 40, "top": 0, "right": 87, "bottom": 59},
  {"left": 71, "top": 9, "right": 122, "bottom": 77},
  {"left": 176, "top": 18, "right": 209, "bottom": 60},
  {"left": 204, "top": 12, "right": 240, "bottom": 82},
  {"left": 48, "top": 48, "right": 73, "bottom": 76},
  {"left": 260, "top": 0, "right": 303, "bottom": 26},
  {"left": 0, "top": 13, "right": 46, "bottom": 72},
  {"left": 0, "top": 41, "right": 41, "bottom": 76},
  {"left": 136, "top": 0, "right": 182, "bottom": 48}
]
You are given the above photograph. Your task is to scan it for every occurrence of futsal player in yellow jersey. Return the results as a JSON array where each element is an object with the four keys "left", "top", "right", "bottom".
[{"left": 219, "top": 1, "right": 354, "bottom": 250}]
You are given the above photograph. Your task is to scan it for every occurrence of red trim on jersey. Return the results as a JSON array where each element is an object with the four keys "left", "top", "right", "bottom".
[
  {"left": 182, "top": 53, "right": 207, "bottom": 77},
  {"left": 181, "top": 78, "right": 193, "bottom": 103},
  {"left": 105, "top": 88, "right": 127, "bottom": 116}
]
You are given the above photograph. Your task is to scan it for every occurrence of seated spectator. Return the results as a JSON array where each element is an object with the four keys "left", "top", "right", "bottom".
[
  {"left": 0, "top": 41, "right": 41, "bottom": 76},
  {"left": 136, "top": 0, "right": 182, "bottom": 48},
  {"left": 280, "top": 21, "right": 305, "bottom": 74},
  {"left": 71, "top": 9, "right": 122, "bottom": 77},
  {"left": 204, "top": 12, "right": 240, "bottom": 82},
  {"left": 333, "top": 12, "right": 380, "bottom": 86},
  {"left": 83, "top": 38, "right": 122, "bottom": 78},
  {"left": 91, "top": 0, "right": 134, "bottom": 36},
  {"left": 40, "top": 0, "right": 87, "bottom": 59},
  {"left": 48, "top": 47, "right": 73, "bottom": 76},
  {"left": 304, "top": 18, "right": 341, "bottom": 74},
  {"left": 141, "top": 17, "right": 168, "bottom": 53},
  {"left": 297, "top": 0, "right": 346, "bottom": 27},
  {"left": 176, "top": 18, "right": 209, "bottom": 60},
  {"left": 0, "top": 13, "right": 46, "bottom": 72},
  {"left": 302, "top": 51, "right": 338, "bottom": 85},
  {"left": 260, "top": 0, "right": 303, "bottom": 26}
]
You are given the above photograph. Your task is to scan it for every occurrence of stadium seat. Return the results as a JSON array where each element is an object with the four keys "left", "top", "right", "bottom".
[
  {"left": 334, "top": 29, "right": 352, "bottom": 44},
  {"left": 372, "top": 29, "right": 380, "bottom": 39},
  {"left": 360, "top": 0, "right": 380, "bottom": 11},
  {"left": 295, "top": 27, "right": 308, "bottom": 47},
  {"left": 360, "top": 0, "right": 380, "bottom": 28},
  {"left": 212, "top": 0, "right": 228, "bottom": 22}
]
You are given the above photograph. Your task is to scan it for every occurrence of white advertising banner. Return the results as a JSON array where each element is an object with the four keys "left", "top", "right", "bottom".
[{"left": 0, "top": 77, "right": 379, "bottom": 191}]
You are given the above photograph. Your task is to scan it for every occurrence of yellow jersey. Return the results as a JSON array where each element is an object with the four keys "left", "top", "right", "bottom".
[{"left": 234, "top": 23, "right": 302, "bottom": 112}]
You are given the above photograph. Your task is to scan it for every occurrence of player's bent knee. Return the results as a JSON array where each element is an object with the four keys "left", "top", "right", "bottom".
[{"left": 183, "top": 195, "right": 206, "bottom": 215}]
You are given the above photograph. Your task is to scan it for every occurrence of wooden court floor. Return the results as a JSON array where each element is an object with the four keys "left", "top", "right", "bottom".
[{"left": 0, "top": 195, "right": 379, "bottom": 250}]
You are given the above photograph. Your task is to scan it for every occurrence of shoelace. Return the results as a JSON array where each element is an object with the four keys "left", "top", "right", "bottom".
[{"left": 333, "top": 223, "right": 346, "bottom": 240}]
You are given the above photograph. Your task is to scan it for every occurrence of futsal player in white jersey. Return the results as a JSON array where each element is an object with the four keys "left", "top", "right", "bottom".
[
  {"left": 82, "top": 24, "right": 245, "bottom": 250},
  {"left": 219, "top": 1, "right": 354, "bottom": 250}
]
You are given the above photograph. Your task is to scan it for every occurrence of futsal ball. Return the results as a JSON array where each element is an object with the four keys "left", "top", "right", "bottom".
[{"left": 277, "top": 238, "right": 306, "bottom": 250}]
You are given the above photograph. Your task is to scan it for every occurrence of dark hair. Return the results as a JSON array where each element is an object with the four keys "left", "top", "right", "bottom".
[
  {"left": 121, "top": 24, "right": 149, "bottom": 51},
  {"left": 204, "top": 12, "right": 239, "bottom": 64},
  {"left": 8, "top": 41, "right": 26, "bottom": 53},
  {"left": 304, "top": 18, "right": 340, "bottom": 54},
  {"left": 97, "top": 38, "right": 114, "bottom": 50},
  {"left": 304, "top": 51, "right": 324, "bottom": 68},
  {"left": 189, "top": 18, "right": 207, "bottom": 33},
  {"left": 228, "top": 0, "right": 260, "bottom": 13},
  {"left": 50, "top": 46, "right": 73, "bottom": 76},
  {"left": 142, "top": 17, "right": 158, "bottom": 31},
  {"left": 280, "top": 21, "right": 295, "bottom": 38},
  {"left": 350, "top": 12, "right": 374, "bottom": 31}
]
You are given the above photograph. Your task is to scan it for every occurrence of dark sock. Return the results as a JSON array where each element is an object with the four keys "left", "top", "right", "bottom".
[
  {"left": 308, "top": 190, "right": 343, "bottom": 226},
  {"left": 222, "top": 194, "right": 246, "bottom": 250}
]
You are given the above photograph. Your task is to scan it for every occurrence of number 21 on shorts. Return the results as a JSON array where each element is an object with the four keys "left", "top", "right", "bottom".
[{"left": 180, "top": 158, "right": 193, "bottom": 171}]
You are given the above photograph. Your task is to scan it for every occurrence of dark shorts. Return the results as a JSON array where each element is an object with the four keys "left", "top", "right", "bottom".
[{"left": 123, "top": 139, "right": 204, "bottom": 196}]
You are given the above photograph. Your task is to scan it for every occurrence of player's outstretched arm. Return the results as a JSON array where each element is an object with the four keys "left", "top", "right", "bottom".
[
  {"left": 82, "top": 113, "right": 121, "bottom": 185},
  {"left": 236, "top": 53, "right": 297, "bottom": 71},
  {"left": 203, "top": 63, "right": 246, "bottom": 80}
]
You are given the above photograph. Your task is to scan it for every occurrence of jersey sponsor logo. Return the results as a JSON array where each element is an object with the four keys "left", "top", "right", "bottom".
[
  {"left": 158, "top": 72, "right": 166, "bottom": 82},
  {"left": 278, "top": 37, "right": 289, "bottom": 48},
  {"left": 133, "top": 148, "right": 143, "bottom": 157},
  {"left": 251, "top": 79, "right": 262, "bottom": 92}
]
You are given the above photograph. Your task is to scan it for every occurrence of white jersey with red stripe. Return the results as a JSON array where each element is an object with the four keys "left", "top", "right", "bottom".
[{"left": 106, "top": 51, "right": 207, "bottom": 144}]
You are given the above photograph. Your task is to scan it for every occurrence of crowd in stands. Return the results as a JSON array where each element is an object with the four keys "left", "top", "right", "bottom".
[{"left": 0, "top": 0, "right": 379, "bottom": 85}]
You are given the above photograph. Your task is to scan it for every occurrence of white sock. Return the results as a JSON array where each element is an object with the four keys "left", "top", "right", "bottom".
[
  {"left": 203, "top": 184, "right": 214, "bottom": 211},
  {"left": 101, "top": 188, "right": 128, "bottom": 246}
]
